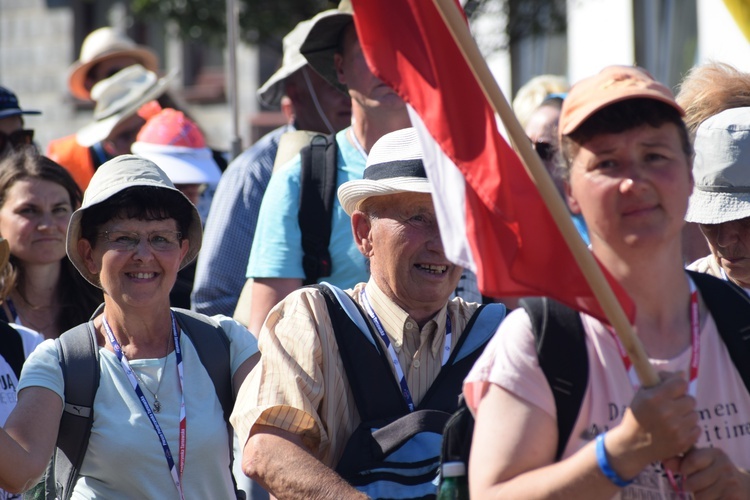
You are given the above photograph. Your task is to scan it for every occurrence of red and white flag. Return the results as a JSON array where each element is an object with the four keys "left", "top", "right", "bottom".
[{"left": 351, "top": 0, "right": 634, "bottom": 324}]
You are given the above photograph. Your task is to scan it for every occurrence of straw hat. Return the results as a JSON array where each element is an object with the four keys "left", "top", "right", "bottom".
[
  {"left": 299, "top": 1, "right": 353, "bottom": 95},
  {"left": 338, "top": 127, "right": 430, "bottom": 215},
  {"left": 66, "top": 155, "right": 202, "bottom": 288},
  {"left": 68, "top": 27, "right": 159, "bottom": 101},
  {"left": 257, "top": 18, "right": 316, "bottom": 106},
  {"left": 76, "top": 64, "right": 176, "bottom": 148},
  {"left": 686, "top": 107, "right": 750, "bottom": 225},
  {"left": 131, "top": 108, "right": 222, "bottom": 186}
]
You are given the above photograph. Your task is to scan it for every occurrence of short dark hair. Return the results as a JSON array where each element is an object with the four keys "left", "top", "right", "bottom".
[
  {"left": 80, "top": 186, "right": 192, "bottom": 246},
  {"left": 560, "top": 98, "right": 693, "bottom": 180}
]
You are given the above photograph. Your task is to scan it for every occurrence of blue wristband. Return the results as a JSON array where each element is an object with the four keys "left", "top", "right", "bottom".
[{"left": 595, "top": 433, "right": 633, "bottom": 487}]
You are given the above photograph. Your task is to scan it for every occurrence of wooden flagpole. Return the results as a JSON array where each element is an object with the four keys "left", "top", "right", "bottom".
[{"left": 431, "top": 0, "right": 659, "bottom": 388}]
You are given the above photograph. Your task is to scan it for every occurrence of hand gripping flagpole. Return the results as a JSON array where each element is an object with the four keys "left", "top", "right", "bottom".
[{"left": 432, "top": 0, "right": 659, "bottom": 388}]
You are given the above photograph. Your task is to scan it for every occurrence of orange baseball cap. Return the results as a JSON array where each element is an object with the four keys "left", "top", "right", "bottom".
[{"left": 559, "top": 65, "right": 684, "bottom": 136}]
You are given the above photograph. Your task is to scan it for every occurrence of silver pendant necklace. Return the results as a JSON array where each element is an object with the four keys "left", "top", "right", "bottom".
[{"left": 131, "top": 334, "right": 171, "bottom": 413}]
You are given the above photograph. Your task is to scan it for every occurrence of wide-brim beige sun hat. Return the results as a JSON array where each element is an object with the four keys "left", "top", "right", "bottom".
[
  {"left": 338, "top": 127, "right": 431, "bottom": 216},
  {"left": 76, "top": 64, "right": 177, "bottom": 148},
  {"left": 257, "top": 18, "right": 316, "bottom": 107},
  {"left": 686, "top": 106, "right": 750, "bottom": 225},
  {"left": 68, "top": 27, "right": 159, "bottom": 101},
  {"left": 66, "top": 154, "right": 202, "bottom": 288},
  {"left": 299, "top": 1, "right": 353, "bottom": 95}
]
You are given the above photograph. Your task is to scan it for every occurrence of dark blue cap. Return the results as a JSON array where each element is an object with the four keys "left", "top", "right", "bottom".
[{"left": 0, "top": 86, "right": 41, "bottom": 120}]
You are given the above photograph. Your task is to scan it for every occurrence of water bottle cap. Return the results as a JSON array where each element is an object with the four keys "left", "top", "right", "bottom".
[{"left": 442, "top": 461, "right": 466, "bottom": 477}]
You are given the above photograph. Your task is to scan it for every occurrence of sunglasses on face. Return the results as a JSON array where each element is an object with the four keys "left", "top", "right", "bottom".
[
  {"left": 0, "top": 129, "right": 34, "bottom": 152},
  {"left": 533, "top": 141, "right": 557, "bottom": 162}
]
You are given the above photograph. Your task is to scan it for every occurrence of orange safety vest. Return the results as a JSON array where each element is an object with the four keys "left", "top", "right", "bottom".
[{"left": 46, "top": 135, "right": 96, "bottom": 192}]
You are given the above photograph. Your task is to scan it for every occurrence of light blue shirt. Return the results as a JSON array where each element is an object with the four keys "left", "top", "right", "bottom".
[
  {"left": 191, "top": 125, "right": 290, "bottom": 316},
  {"left": 246, "top": 127, "right": 368, "bottom": 287}
]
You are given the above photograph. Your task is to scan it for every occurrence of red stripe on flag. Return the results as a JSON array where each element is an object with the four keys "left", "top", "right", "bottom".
[{"left": 352, "top": 0, "right": 635, "bottom": 323}]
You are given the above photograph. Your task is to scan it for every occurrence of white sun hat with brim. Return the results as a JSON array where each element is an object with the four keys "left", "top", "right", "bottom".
[
  {"left": 132, "top": 143, "right": 221, "bottom": 186},
  {"left": 338, "top": 127, "right": 431, "bottom": 216},
  {"left": 76, "top": 64, "right": 177, "bottom": 148},
  {"left": 685, "top": 107, "right": 750, "bottom": 225},
  {"left": 68, "top": 27, "right": 159, "bottom": 101},
  {"left": 131, "top": 108, "right": 222, "bottom": 186},
  {"left": 257, "top": 18, "right": 316, "bottom": 107},
  {"left": 66, "top": 154, "right": 202, "bottom": 288}
]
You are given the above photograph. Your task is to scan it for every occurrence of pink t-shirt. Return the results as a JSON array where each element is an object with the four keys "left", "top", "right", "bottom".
[{"left": 465, "top": 308, "right": 750, "bottom": 498}]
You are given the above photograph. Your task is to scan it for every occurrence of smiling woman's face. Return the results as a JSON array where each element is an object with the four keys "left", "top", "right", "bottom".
[
  {"left": 0, "top": 178, "right": 72, "bottom": 265},
  {"left": 79, "top": 216, "right": 188, "bottom": 309}
]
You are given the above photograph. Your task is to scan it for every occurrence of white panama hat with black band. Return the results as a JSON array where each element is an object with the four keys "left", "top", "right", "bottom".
[{"left": 338, "top": 127, "right": 431, "bottom": 216}]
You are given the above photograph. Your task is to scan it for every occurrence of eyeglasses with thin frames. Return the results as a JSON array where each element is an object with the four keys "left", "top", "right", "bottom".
[
  {"left": 0, "top": 129, "right": 34, "bottom": 152},
  {"left": 98, "top": 230, "right": 183, "bottom": 252}
]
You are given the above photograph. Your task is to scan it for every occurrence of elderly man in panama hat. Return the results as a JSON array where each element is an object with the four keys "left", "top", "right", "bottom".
[
  {"left": 191, "top": 14, "right": 351, "bottom": 319},
  {"left": 231, "top": 128, "right": 505, "bottom": 499}
]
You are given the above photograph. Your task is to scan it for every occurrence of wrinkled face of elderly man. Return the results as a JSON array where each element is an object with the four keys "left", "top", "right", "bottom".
[
  {"left": 351, "top": 191, "right": 463, "bottom": 323},
  {"left": 699, "top": 218, "right": 750, "bottom": 287}
]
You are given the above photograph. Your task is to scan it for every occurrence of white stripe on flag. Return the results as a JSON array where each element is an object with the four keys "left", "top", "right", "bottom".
[{"left": 408, "top": 106, "right": 476, "bottom": 272}]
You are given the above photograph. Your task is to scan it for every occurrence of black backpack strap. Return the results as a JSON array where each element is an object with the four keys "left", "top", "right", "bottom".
[
  {"left": 520, "top": 297, "right": 588, "bottom": 461},
  {"left": 172, "top": 308, "right": 233, "bottom": 420},
  {"left": 315, "top": 283, "right": 410, "bottom": 421},
  {"left": 0, "top": 320, "right": 24, "bottom": 380},
  {"left": 687, "top": 271, "right": 750, "bottom": 395},
  {"left": 299, "top": 133, "right": 338, "bottom": 285},
  {"left": 420, "top": 303, "right": 506, "bottom": 412},
  {"left": 54, "top": 320, "right": 100, "bottom": 500}
]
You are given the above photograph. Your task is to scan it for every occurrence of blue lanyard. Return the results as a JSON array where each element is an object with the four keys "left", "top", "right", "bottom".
[
  {"left": 103, "top": 313, "right": 186, "bottom": 499},
  {"left": 359, "top": 289, "right": 452, "bottom": 412},
  {"left": 5, "top": 298, "right": 19, "bottom": 324}
]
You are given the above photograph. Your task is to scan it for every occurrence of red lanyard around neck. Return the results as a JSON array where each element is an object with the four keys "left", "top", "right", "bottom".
[{"left": 607, "top": 277, "right": 700, "bottom": 396}]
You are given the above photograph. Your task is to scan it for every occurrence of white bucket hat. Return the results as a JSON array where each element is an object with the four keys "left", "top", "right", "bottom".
[
  {"left": 131, "top": 108, "right": 222, "bottom": 186},
  {"left": 685, "top": 107, "right": 750, "bottom": 225},
  {"left": 66, "top": 155, "right": 202, "bottom": 287},
  {"left": 76, "top": 64, "right": 176, "bottom": 148},
  {"left": 338, "top": 127, "right": 431, "bottom": 215},
  {"left": 68, "top": 27, "right": 159, "bottom": 101},
  {"left": 257, "top": 18, "right": 316, "bottom": 106}
]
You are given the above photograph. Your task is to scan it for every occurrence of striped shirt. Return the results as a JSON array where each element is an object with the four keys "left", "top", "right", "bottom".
[{"left": 230, "top": 279, "right": 479, "bottom": 467}]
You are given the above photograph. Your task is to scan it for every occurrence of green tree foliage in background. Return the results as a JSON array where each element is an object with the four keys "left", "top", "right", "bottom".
[
  {"left": 131, "top": 0, "right": 337, "bottom": 46},
  {"left": 131, "top": 0, "right": 565, "bottom": 50}
]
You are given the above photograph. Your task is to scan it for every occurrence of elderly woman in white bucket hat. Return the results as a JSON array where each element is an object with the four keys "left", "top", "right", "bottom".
[
  {"left": 0, "top": 155, "right": 258, "bottom": 498},
  {"left": 686, "top": 107, "right": 750, "bottom": 291}
]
